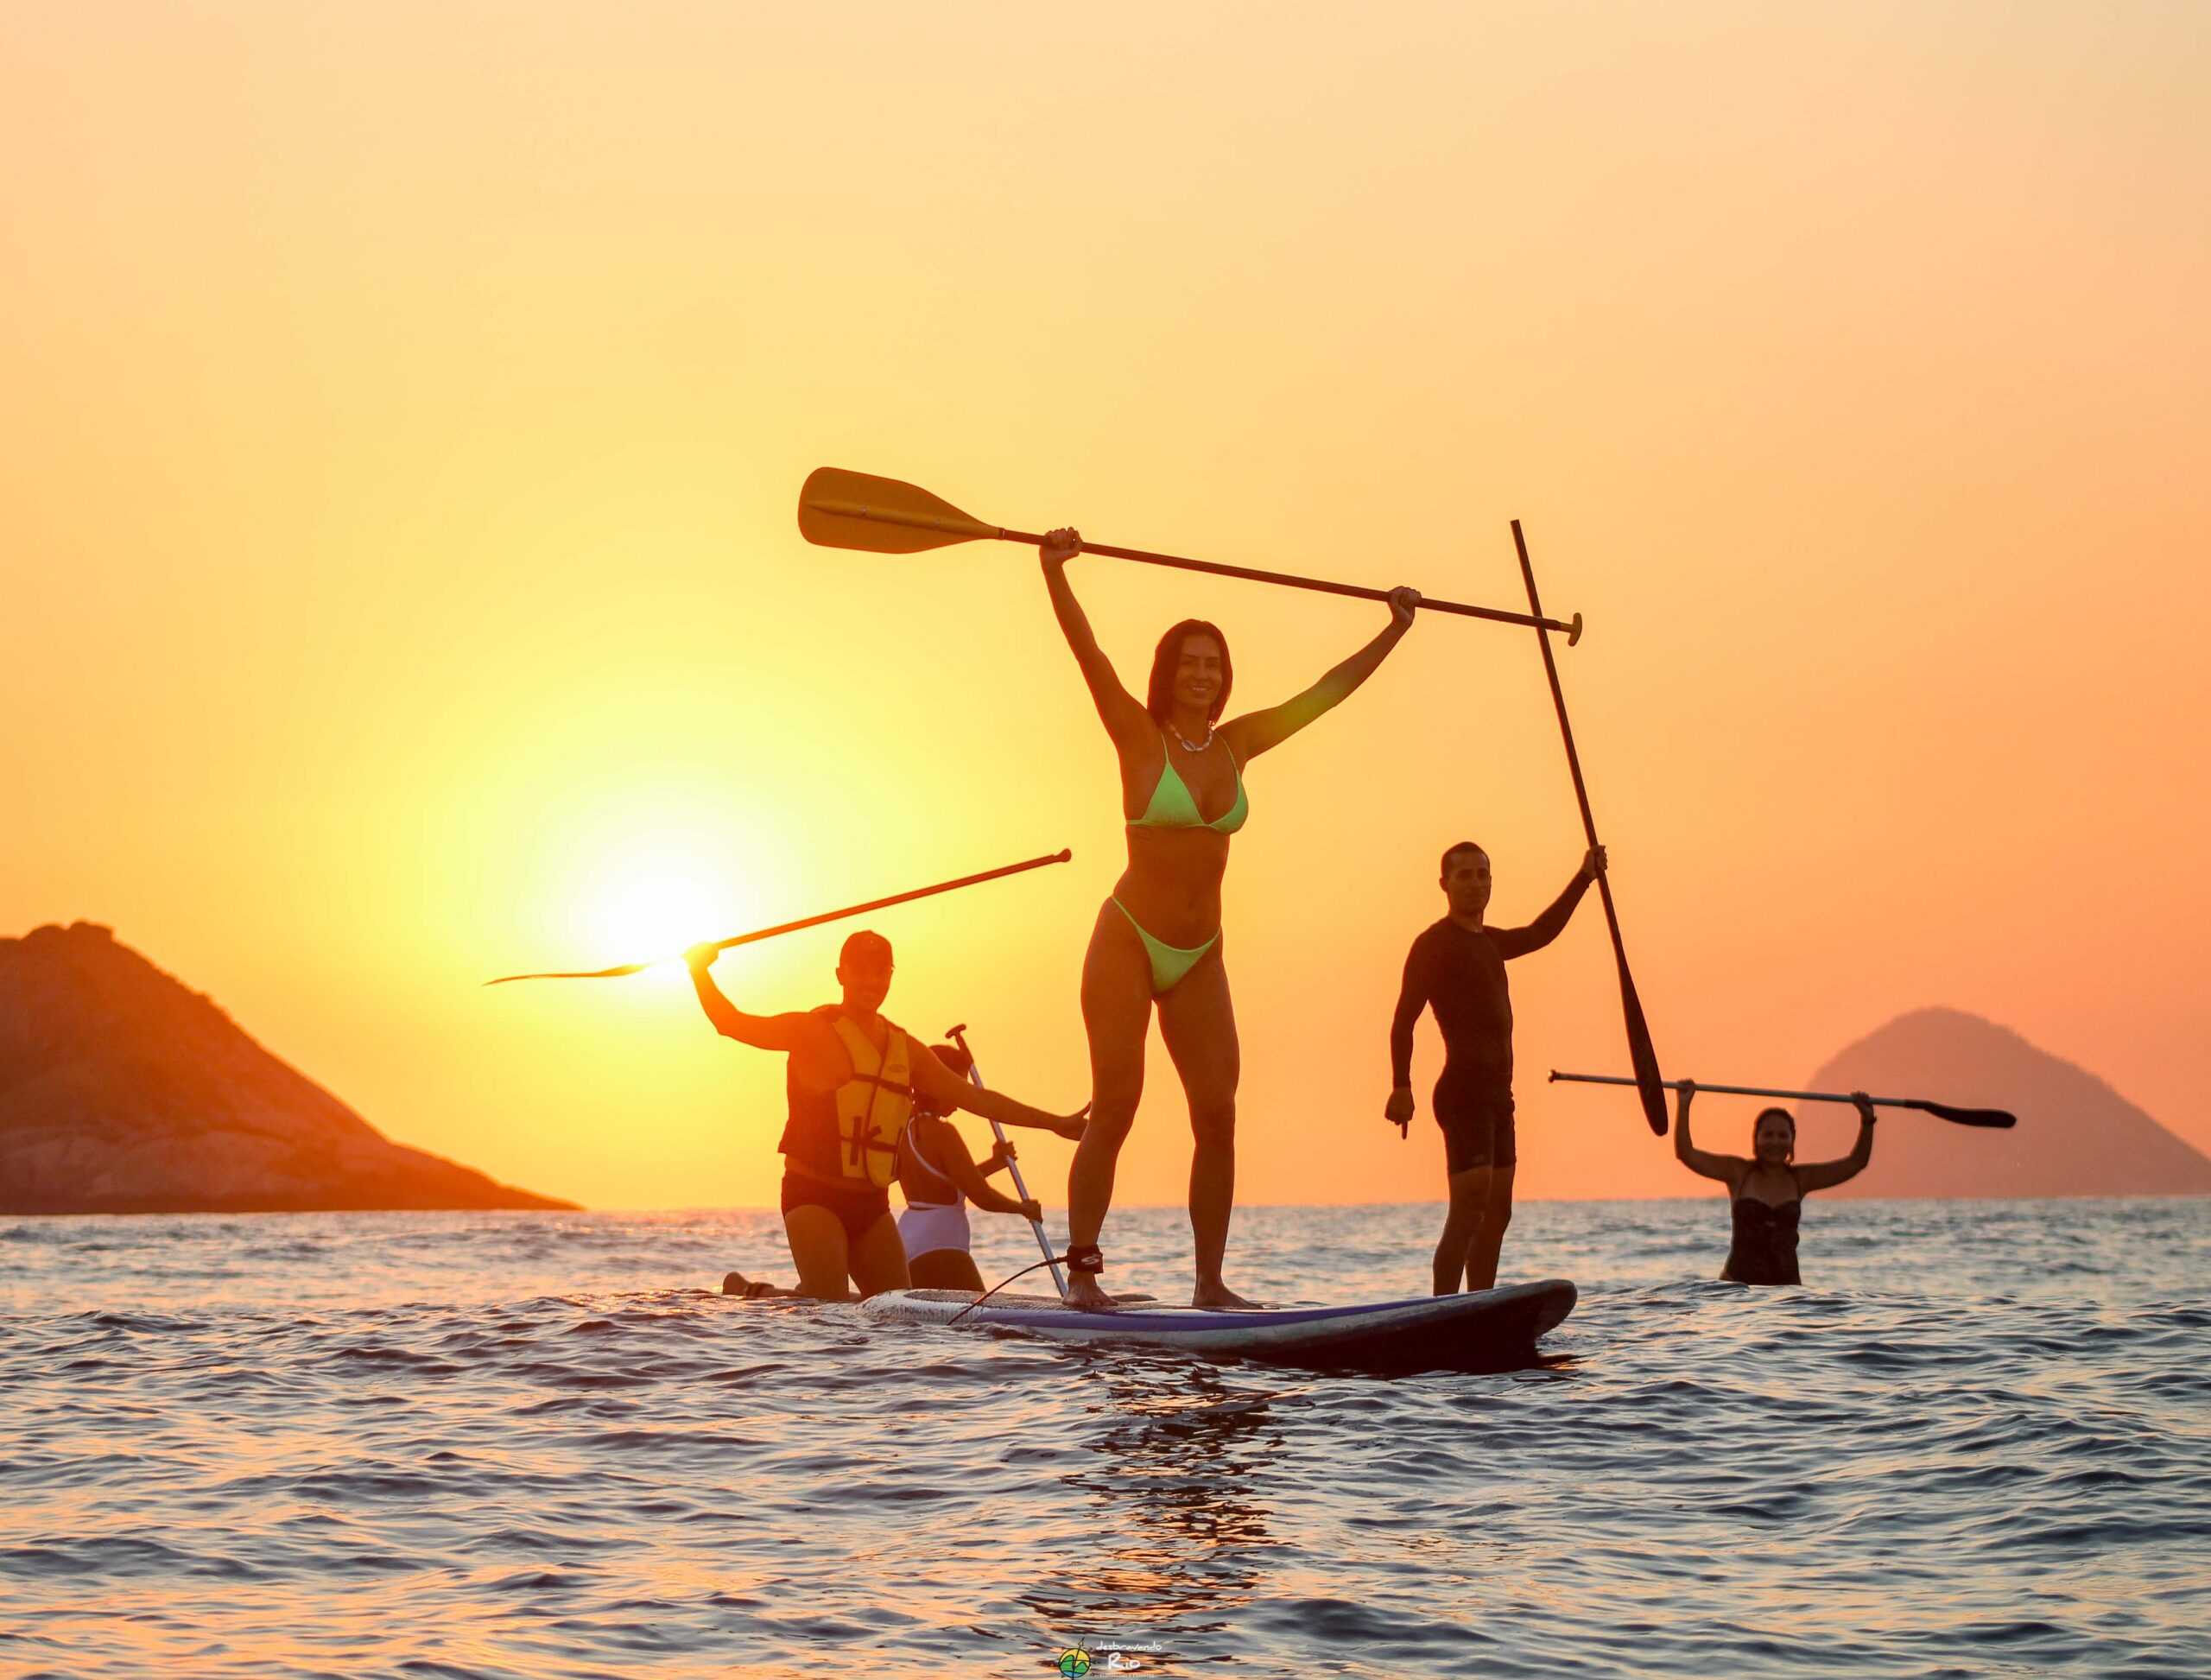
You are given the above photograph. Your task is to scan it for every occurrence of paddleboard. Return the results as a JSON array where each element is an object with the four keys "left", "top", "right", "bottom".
[{"left": 862, "top": 1278, "right": 1575, "bottom": 1374}]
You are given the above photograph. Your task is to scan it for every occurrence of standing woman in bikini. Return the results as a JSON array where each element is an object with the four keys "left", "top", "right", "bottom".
[
  {"left": 1040, "top": 525, "right": 1419, "bottom": 1309},
  {"left": 1673, "top": 1081, "right": 1878, "bottom": 1285}
]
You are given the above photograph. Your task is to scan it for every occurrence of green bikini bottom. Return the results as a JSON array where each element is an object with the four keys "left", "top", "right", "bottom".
[{"left": 1110, "top": 897, "right": 1220, "bottom": 994}]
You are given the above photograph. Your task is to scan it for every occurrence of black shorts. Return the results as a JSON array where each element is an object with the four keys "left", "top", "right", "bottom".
[
  {"left": 1434, "top": 1078, "right": 1516, "bottom": 1174},
  {"left": 779, "top": 1171, "right": 891, "bottom": 1246}
]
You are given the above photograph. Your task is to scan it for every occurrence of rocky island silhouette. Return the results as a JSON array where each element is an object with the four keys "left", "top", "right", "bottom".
[
  {"left": 1, "top": 922, "right": 573, "bottom": 1214},
  {"left": 1783, "top": 1006, "right": 2211, "bottom": 1199}
]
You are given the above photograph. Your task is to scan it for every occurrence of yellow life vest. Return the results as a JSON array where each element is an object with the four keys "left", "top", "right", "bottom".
[{"left": 780, "top": 1009, "right": 914, "bottom": 1189}]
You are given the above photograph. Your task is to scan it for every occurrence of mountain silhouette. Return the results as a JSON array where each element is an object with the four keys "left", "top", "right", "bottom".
[
  {"left": 0, "top": 922, "right": 573, "bottom": 1214},
  {"left": 1772, "top": 1006, "right": 2211, "bottom": 1198}
]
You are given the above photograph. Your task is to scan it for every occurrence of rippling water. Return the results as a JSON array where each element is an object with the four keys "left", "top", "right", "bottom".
[{"left": 5, "top": 1199, "right": 2208, "bottom": 1677}]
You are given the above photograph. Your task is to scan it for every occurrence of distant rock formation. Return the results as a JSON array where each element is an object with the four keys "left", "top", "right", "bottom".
[
  {"left": 0, "top": 922, "right": 574, "bottom": 1214},
  {"left": 1782, "top": 1007, "right": 2211, "bottom": 1199}
]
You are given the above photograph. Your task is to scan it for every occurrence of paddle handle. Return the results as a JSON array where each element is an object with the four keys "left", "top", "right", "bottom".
[
  {"left": 998, "top": 526, "right": 1581, "bottom": 640},
  {"left": 1549, "top": 1071, "right": 2017, "bottom": 1128},
  {"left": 947, "top": 1026, "right": 1067, "bottom": 1297}
]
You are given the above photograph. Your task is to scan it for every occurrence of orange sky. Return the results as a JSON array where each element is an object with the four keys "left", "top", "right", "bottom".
[{"left": 5, "top": 3, "right": 2208, "bottom": 1209}]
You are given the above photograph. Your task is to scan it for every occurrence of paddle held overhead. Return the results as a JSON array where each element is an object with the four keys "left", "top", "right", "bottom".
[
  {"left": 485, "top": 849, "right": 1072, "bottom": 985},
  {"left": 1549, "top": 1071, "right": 2018, "bottom": 1130},
  {"left": 798, "top": 467, "right": 1584, "bottom": 641}
]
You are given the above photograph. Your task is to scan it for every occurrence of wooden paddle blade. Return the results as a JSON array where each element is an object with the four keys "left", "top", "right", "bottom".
[
  {"left": 1910, "top": 1100, "right": 2018, "bottom": 1129},
  {"left": 1618, "top": 969, "right": 1669, "bottom": 1136},
  {"left": 797, "top": 467, "right": 1001, "bottom": 554},
  {"left": 1592, "top": 878, "right": 1668, "bottom": 1136},
  {"left": 483, "top": 961, "right": 655, "bottom": 986}
]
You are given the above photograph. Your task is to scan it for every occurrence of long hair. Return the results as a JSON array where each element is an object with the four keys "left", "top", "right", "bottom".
[{"left": 1146, "top": 619, "right": 1233, "bottom": 726}]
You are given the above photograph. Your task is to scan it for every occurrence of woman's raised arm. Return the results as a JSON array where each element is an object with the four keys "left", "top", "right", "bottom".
[
  {"left": 1673, "top": 1082, "right": 1746, "bottom": 1185},
  {"left": 1796, "top": 1094, "right": 1878, "bottom": 1193},
  {"left": 1222, "top": 587, "right": 1418, "bottom": 761},
  {"left": 1040, "top": 528, "right": 1150, "bottom": 748}
]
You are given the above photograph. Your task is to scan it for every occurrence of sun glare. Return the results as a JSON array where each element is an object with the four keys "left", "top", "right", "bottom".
[
  {"left": 596, "top": 867, "right": 734, "bottom": 961},
  {"left": 564, "top": 818, "right": 768, "bottom": 968}
]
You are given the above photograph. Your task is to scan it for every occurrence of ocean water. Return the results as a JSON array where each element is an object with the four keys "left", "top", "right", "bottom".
[{"left": 3, "top": 1199, "right": 2208, "bottom": 1679}]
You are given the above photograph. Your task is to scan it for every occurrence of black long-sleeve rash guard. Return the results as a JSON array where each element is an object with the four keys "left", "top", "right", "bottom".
[{"left": 1389, "top": 872, "right": 1593, "bottom": 1103}]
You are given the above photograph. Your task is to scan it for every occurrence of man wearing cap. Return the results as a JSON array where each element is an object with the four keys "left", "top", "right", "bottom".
[{"left": 687, "top": 929, "right": 1086, "bottom": 1300}]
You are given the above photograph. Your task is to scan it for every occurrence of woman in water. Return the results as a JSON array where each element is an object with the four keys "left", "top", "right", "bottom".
[
  {"left": 1041, "top": 524, "right": 1419, "bottom": 1309},
  {"left": 896, "top": 1041, "right": 1048, "bottom": 1291},
  {"left": 1672, "top": 1081, "right": 1878, "bottom": 1284}
]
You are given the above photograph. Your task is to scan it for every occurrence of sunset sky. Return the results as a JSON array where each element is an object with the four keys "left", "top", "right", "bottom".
[{"left": 5, "top": 3, "right": 2208, "bottom": 1209}]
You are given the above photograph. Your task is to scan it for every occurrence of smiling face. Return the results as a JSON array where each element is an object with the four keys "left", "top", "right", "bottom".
[
  {"left": 1752, "top": 1108, "right": 1797, "bottom": 1164},
  {"left": 1441, "top": 845, "right": 1492, "bottom": 922},
  {"left": 1173, "top": 634, "right": 1225, "bottom": 717},
  {"left": 1145, "top": 619, "right": 1233, "bottom": 725},
  {"left": 835, "top": 931, "right": 895, "bottom": 1015}
]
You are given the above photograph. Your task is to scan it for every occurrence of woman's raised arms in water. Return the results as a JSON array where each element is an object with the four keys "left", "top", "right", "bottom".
[{"left": 1674, "top": 1080, "right": 1876, "bottom": 1284}]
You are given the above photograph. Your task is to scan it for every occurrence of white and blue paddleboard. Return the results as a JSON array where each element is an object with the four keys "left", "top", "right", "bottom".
[{"left": 862, "top": 1278, "right": 1575, "bottom": 1374}]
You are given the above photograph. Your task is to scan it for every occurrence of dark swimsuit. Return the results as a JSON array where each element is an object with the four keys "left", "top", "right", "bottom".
[
  {"left": 1723, "top": 1179, "right": 1802, "bottom": 1285},
  {"left": 780, "top": 1170, "right": 890, "bottom": 1246}
]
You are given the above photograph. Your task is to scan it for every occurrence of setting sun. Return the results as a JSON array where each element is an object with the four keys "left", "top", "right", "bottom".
[
  {"left": 570, "top": 829, "right": 758, "bottom": 972},
  {"left": 593, "top": 866, "right": 730, "bottom": 963}
]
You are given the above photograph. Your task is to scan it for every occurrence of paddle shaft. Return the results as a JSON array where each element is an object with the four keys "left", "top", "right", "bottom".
[
  {"left": 804, "top": 492, "right": 1580, "bottom": 636},
  {"left": 1549, "top": 1071, "right": 2016, "bottom": 1128},
  {"left": 946, "top": 1025, "right": 1066, "bottom": 1297},
  {"left": 1513, "top": 520, "right": 1668, "bottom": 1136},
  {"left": 709, "top": 850, "right": 1068, "bottom": 954},
  {"left": 485, "top": 848, "right": 1071, "bottom": 984},
  {"left": 1004, "top": 526, "right": 1576, "bottom": 635}
]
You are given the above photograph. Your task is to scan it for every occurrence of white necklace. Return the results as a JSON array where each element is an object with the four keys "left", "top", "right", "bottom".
[{"left": 1169, "top": 721, "right": 1214, "bottom": 752}]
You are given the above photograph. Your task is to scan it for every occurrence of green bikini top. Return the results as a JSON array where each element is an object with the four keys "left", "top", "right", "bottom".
[{"left": 1128, "top": 732, "right": 1248, "bottom": 834}]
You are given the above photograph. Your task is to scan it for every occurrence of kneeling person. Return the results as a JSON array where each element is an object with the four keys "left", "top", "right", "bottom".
[
  {"left": 689, "top": 930, "right": 1084, "bottom": 1301},
  {"left": 896, "top": 1042, "right": 1051, "bottom": 1291}
]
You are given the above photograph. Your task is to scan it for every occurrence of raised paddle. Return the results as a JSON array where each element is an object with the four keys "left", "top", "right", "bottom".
[
  {"left": 799, "top": 467, "right": 1584, "bottom": 642},
  {"left": 946, "top": 1024, "right": 1067, "bottom": 1299},
  {"left": 1513, "top": 520, "right": 1668, "bottom": 1136},
  {"left": 485, "top": 849, "right": 1072, "bottom": 985},
  {"left": 1549, "top": 1070, "right": 2018, "bottom": 1129}
]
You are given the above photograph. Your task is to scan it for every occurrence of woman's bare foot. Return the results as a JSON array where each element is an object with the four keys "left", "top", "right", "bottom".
[
  {"left": 721, "top": 1270, "right": 796, "bottom": 1300},
  {"left": 1192, "top": 1280, "right": 1261, "bottom": 1310},
  {"left": 1063, "top": 1274, "right": 1119, "bottom": 1312}
]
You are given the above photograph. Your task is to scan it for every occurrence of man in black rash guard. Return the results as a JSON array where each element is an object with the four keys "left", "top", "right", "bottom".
[{"left": 1385, "top": 840, "right": 1606, "bottom": 1294}]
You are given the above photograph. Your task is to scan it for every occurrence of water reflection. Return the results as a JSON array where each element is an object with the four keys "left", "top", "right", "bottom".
[{"left": 1017, "top": 1356, "right": 1285, "bottom": 1655}]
